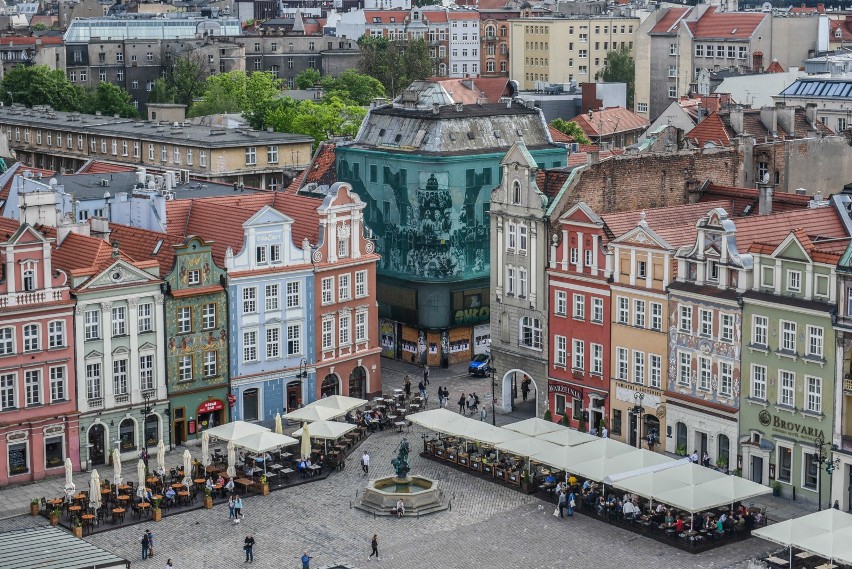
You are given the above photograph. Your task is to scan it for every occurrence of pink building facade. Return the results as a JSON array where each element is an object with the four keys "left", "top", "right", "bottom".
[{"left": 0, "top": 221, "right": 79, "bottom": 485}]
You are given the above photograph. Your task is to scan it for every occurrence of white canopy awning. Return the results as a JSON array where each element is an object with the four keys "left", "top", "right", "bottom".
[
  {"left": 285, "top": 406, "right": 344, "bottom": 423},
  {"left": 291, "top": 420, "right": 356, "bottom": 440},
  {"left": 231, "top": 431, "right": 299, "bottom": 453},
  {"left": 495, "top": 435, "right": 562, "bottom": 458},
  {"left": 535, "top": 428, "right": 599, "bottom": 447},
  {"left": 443, "top": 420, "right": 526, "bottom": 445},
  {"left": 612, "top": 461, "right": 721, "bottom": 500},
  {"left": 502, "top": 418, "right": 566, "bottom": 438},
  {"left": 407, "top": 408, "right": 469, "bottom": 435},
  {"left": 753, "top": 509, "right": 852, "bottom": 564},
  {"left": 205, "top": 421, "right": 268, "bottom": 442},
  {"left": 570, "top": 449, "right": 672, "bottom": 483},
  {"left": 531, "top": 438, "right": 635, "bottom": 472},
  {"left": 604, "top": 457, "right": 692, "bottom": 485},
  {"left": 308, "top": 395, "right": 367, "bottom": 414}
]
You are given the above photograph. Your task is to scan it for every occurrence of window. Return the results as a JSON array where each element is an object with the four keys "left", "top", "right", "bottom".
[
  {"left": 592, "top": 344, "right": 604, "bottom": 375},
  {"left": 573, "top": 294, "right": 585, "bottom": 319},
  {"left": 255, "top": 246, "right": 267, "bottom": 265},
  {"left": 518, "top": 224, "right": 528, "bottom": 252},
  {"left": 49, "top": 366, "right": 65, "bottom": 402},
  {"left": 286, "top": 281, "right": 301, "bottom": 308},
  {"left": 507, "top": 222, "right": 516, "bottom": 249},
  {"left": 321, "top": 277, "right": 334, "bottom": 304},
  {"left": 506, "top": 267, "right": 515, "bottom": 295},
  {"left": 266, "top": 326, "right": 280, "bottom": 359},
  {"left": 617, "top": 297, "right": 629, "bottom": 324},
  {"left": 679, "top": 305, "right": 692, "bottom": 332},
  {"left": 649, "top": 354, "right": 662, "bottom": 388},
  {"left": 339, "top": 312, "right": 351, "bottom": 345},
  {"left": 699, "top": 309, "right": 713, "bottom": 337},
  {"left": 245, "top": 147, "right": 257, "bottom": 165},
  {"left": 339, "top": 274, "right": 351, "bottom": 301},
  {"left": 23, "top": 324, "right": 39, "bottom": 352},
  {"left": 138, "top": 303, "right": 152, "bottom": 332},
  {"left": 633, "top": 300, "right": 646, "bottom": 328},
  {"left": 720, "top": 313, "right": 734, "bottom": 343},
  {"left": 636, "top": 260, "right": 647, "bottom": 279},
  {"left": 678, "top": 351, "right": 691, "bottom": 386},
  {"left": 751, "top": 364, "right": 767, "bottom": 400},
  {"left": 669, "top": 43, "right": 677, "bottom": 55},
  {"left": 139, "top": 355, "right": 154, "bottom": 391},
  {"left": 753, "top": 315, "right": 768, "bottom": 346},
  {"left": 112, "top": 306, "right": 126, "bottom": 336},
  {"left": 719, "top": 362, "right": 733, "bottom": 397},
  {"left": 804, "top": 375, "right": 823, "bottom": 413},
  {"left": 243, "top": 331, "right": 258, "bottom": 362},
  {"left": 22, "top": 267, "right": 35, "bottom": 291},
  {"left": 187, "top": 270, "right": 200, "bottom": 285},
  {"left": 265, "top": 284, "right": 279, "bottom": 312},
  {"left": 698, "top": 356, "right": 711, "bottom": 391},
  {"left": 616, "top": 347, "right": 628, "bottom": 380},
  {"left": 637, "top": 102, "right": 648, "bottom": 114},
  {"left": 695, "top": 44, "right": 704, "bottom": 57},
  {"left": 113, "top": 359, "right": 128, "bottom": 395},
  {"left": 633, "top": 350, "right": 645, "bottom": 385},
  {"left": 553, "top": 291, "right": 567, "bottom": 316},
  {"left": 0, "top": 373, "right": 14, "bottom": 409},
  {"left": 202, "top": 303, "right": 216, "bottom": 329},
  {"left": 8, "top": 442, "right": 28, "bottom": 475},
  {"left": 555, "top": 335, "right": 567, "bottom": 366},
  {"left": 779, "top": 370, "right": 795, "bottom": 407},
  {"left": 161, "top": 146, "right": 167, "bottom": 162},
  {"left": 287, "top": 324, "right": 301, "bottom": 355},
  {"left": 243, "top": 287, "right": 257, "bottom": 313},
  {"left": 186, "top": 149, "right": 192, "bottom": 165},
  {"left": 24, "top": 370, "right": 40, "bottom": 406},
  {"left": 338, "top": 233, "right": 350, "bottom": 259},
  {"left": 781, "top": 321, "right": 797, "bottom": 353},
  {"left": 201, "top": 351, "right": 217, "bottom": 378},
  {"left": 668, "top": 65, "right": 677, "bottom": 78},
  {"left": 86, "top": 363, "right": 101, "bottom": 400},
  {"left": 200, "top": 151, "right": 206, "bottom": 167},
  {"left": 518, "top": 269, "right": 528, "bottom": 298},
  {"left": 355, "top": 311, "right": 367, "bottom": 342},
  {"left": 0, "top": 327, "right": 12, "bottom": 355},
  {"left": 716, "top": 45, "right": 725, "bottom": 58},
  {"left": 787, "top": 270, "right": 802, "bottom": 293},
  {"left": 355, "top": 271, "right": 367, "bottom": 298},
  {"left": 668, "top": 86, "right": 677, "bottom": 98},
  {"left": 592, "top": 298, "right": 604, "bottom": 323},
  {"left": 804, "top": 451, "right": 818, "bottom": 490},
  {"left": 179, "top": 355, "right": 193, "bottom": 382},
  {"left": 177, "top": 307, "right": 191, "bottom": 334},
  {"left": 807, "top": 326, "right": 824, "bottom": 358},
  {"left": 322, "top": 318, "right": 334, "bottom": 350},
  {"left": 520, "top": 317, "right": 542, "bottom": 349},
  {"left": 778, "top": 445, "right": 792, "bottom": 483},
  {"left": 512, "top": 181, "right": 521, "bottom": 204},
  {"left": 573, "top": 339, "right": 585, "bottom": 370}
]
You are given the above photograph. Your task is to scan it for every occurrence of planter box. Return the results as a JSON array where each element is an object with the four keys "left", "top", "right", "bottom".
[
  {"left": 49, "top": 514, "right": 59, "bottom": 526},
  {"left": 261, "top": 484, "right": 270, "bottom": 496},
  {"left": 30, "top": 503, "right": 39, "bottom": 516},
  {"left": 204, "top": 496, "right": 213, "bottom": 509},
  {"left": 72, "top": 526, "right": 83, "bottom": 539},
  {"left": 435, "top": 448, "right": 445, "bottom": 459},
  {"left": 483, "top": 464, "right": 494, "bottom": 477},
  {"left": 152, "top": 508, "right": 162, "bottom": 522}
]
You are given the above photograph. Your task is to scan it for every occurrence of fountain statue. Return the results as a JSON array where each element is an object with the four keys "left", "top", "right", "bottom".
[{"left": 391, "top": 438, "right": 412, "bottom": 480}]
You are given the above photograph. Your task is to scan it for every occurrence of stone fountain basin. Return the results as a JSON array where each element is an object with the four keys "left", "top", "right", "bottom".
[{"left": 360, "top": 476, "right": 443, "bottom": 511}]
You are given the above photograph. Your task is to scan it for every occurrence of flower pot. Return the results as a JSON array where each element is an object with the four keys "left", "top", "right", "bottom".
[
  {"left": 49, "top": 514, "right": 59, "bottom": 526},
  {"left": 261, "top": 483, "right": 270, "bottom": 496},
  {"left": 72, "top": 526, "right": 83, "bottom": 539},
  {"left": 30, "top": 503, "right": 39, "bottom": 516},
  {"left": 204, "top": 496, "right": 213, "bottom": 509},
  {"left": 152, "top": 508, "right": 162, "bottom": 522}
]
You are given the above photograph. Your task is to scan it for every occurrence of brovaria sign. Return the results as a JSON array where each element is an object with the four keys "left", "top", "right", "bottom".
[{"left": 759, "top": 410, "right": 826, "bottom": 439}]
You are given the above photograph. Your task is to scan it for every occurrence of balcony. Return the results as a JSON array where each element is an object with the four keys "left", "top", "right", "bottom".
[
  {"left": 0, "top": 289, "right": 64, "bottom": 308},
  {"left": 115, "top": 394, "right": 129, "bottom": 404},
  {"left": 484, "top": 33, "right": 497, "bottom": 41},
  {"left": 88, "top": 398, "right": 104, "bottom": 409},
  {"left": 845, "top": 376, "right": 852, "bottom": 393}
]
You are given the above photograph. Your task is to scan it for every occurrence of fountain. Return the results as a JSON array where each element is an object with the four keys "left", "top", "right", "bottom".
[{"left": 355, "top": 438, "right": 448, "bottom": 517}]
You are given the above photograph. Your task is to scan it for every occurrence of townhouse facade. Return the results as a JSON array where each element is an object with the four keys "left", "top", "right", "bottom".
[
  {"left": 448, "top": 11, "right": 480, "bottom": 77},
  {"left": 363, "top": 8, "right": 450, "bottom": 77},
  {"left": 0, "top": 221, "right": 78, "bottom": 485},
  {"left": 479, "top": 11, "right": 512, "bottom": 78}
]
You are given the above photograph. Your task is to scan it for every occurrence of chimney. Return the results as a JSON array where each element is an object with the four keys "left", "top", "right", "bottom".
[
  {"left": 111, "top": 240, "right": 120, "bottom": 259},
  {"left": 588, "top": 149, "right": 600, "bottom": 165},
  {"left": 759, "top": 107, "right": 778, "bottom": 136},
  {"left": 805, "top": 103, "right": 818, "bottom": 127},
  {"left": 729, "top": 109, "right": 745, "bottom": 136},
  {"left": 90, "top": 217, "right": 111, "bottom": 242},
  {"left": 758, "top": 184, "right": 773, "bottom": 215}
]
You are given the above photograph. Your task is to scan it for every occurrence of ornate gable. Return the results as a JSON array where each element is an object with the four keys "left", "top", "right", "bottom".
[
  {"left": 243, "top": 205, "right": 294, "bottom": 228},
  {"left": 82, "top": 260, "right": 159, "bottom": 291}
]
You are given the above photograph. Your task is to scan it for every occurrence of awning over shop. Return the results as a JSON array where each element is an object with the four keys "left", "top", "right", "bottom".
[
  {"left": 502, "top": 418, "right": 567, "bottom": 438},
  {"left": 292, "top": 420, "right": 357, "bottom": 440},
  {"left": 204, "top": 420, "right": 268, "bottom": 442},
  {"left": 230, "top": 431, "right": 299, "bottom": 453},
  {"left": 753, "top": 509, "right": 852, "bottom": 564}
]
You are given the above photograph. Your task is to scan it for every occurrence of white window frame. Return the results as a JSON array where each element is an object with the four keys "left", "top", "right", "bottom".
[
  {"left": 779, "top": 369, "right": 796, "bottom": 407},
  {"left": 787, "top": 270, "right": 802, "bottom": 293},
  {"left": 265, "top": 284, "right": 280, "bottom": 312},
  {"left": 678, "top": 351, "right": 691, "bottom": 386},
  {"left": 592, "top": 298, "right": 604, "bottom": 323},
  {"left": 781, "top": 320, "right": 797, "bottom": 353},
  {"left": 753, "top": 315, "right": 768, "bottom": 346},
  {"left": 138, "top": 303, "right": 153, "bottom": 333},
  {"left": 111, "top": 306, "right": 126, "bottom": 337},
  {"left": 555, "top": 291, "right": 567, "bottom": 316},
  {"left": 591, "top": 343, "right": 604, "bottom": 375},
  {"left": 719, "top": 361, "right": 733, "bottom": 397},
  {"left": 355, "top": 271, "right": 368, "bottom": 298},
  {"left": 573, "top": 294, "right": 585, "bottom": 320},
  {"left": 699, "top": 309, "right": 713, "bottom": 337},
  {"left": 649, "top": 354, "right": 662, "bottom": 388},
  {"left": 633, "top": 350, "right": 645, "bottom": 385},
  {"left": 805, "top": 375, "right": 822, "bottom": 413},
  {"left": 243, "top": 287, "right": 257, "bottom": 314},
  {"left": 633, "top": 299, "right": 646, "bottom": 328},
  {"left": 572, "top": 339, "right": 584, "bottom": 371},
  {"left": 266, "top": 326, "right": 280, "bottom": 359},
  {"left": 243, "top": 330, "right": 258, "bottom": 362},
  {"left": 617, "top": 296, "right": 629, "bottom": 324},
  {"left": 807, "top": 325, "right": 824, "bottom": 358},
  {"left": 616, "top": 347, "right": 628, "bottom": 380},
  {"left": 555, "top": 335, "right": 567, "bottom": 367},
  {"left": 321, "top": 277, "right": 334, "bottom": 305},
  {"left": 679, "top": 305, "right": 692, "bottom": 333},
  {"left": 698, "top": 356, "right": 711, "bottom": 391}
]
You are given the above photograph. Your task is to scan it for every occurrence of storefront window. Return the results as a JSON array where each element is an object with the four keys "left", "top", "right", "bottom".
[
  {"left": 119, "top": 418, "right": 136, "bottom": 451},
  {"left": 803, "top": 451, "right": 818, "bottom": 489},
  {"left": 243, "top": 388, "right": 259, "bottom": 421},
  {"left": 554, "top": 394, "right": 566, "bottom": 416},
  {"left": 45, "top": 436, "right": 64, "bottom": 469},
  {"left": 348, "top": 367, "right": 366, "bottom": 399},
  {"left": 676, "top": 422, "right": 688, "bottom": 453},
  {"left": 321, "top": 374, "right": 339, "bottom": 398},
  {"left": 717, "top": 434, "right": 730, "bottom": 466},
  {"left": 144, "top": 415, "right": 158, "bottom": 447},
  {"left": 8, "top": 442, "right": 28, "bottom": 475},
  {"left": 572, "top": 398, "right": 583, "bottom": 420},
  {"left": 612, "top": 410, "right": 622, "bottom": 435},
  {"left": 778, "top": 446, "right": 792, "bottom": 483}
]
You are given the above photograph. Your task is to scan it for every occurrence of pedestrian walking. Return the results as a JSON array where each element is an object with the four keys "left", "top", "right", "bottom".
[
  {"left": 418, "top": 380, "right": 426, "bottom": 400},
  {"left": 404, "top": 375, "right": 411, "bottom": 399},
  {"left": 141, "top": 530, "right": 150, "bottom": 561},
  {"left": 479, "top": 405, "right": 487, "bottom": 422},
  {"left": 165, "top": 559, "right": 174, "bottom": 569},
  {"left": 442, "top": 387, "right": 449, "bottom": 408},
  {"left": 567, "top": 490, "right": 576, "bottom": 517},
  {"left": 244, "top": 535, "right": 255, "bottom": 563},
  {"left": 369, "top": 534, "right": 379, "bottom": 561},
  {"left": 234, "top": 495, "right": 243, "bottom": 520},
  {"left": 558, "top": 490, "right": 567, "bottom": 518},
  {"left": 423, "top": 364, "right": 430, "bottom": 386},
  {"left": 228, "top": 496, "right": 235, "bottom": 519},
  {"left": 361, "top": 451, "right": 370, "bottom": 476},
  {"left": 601, "top": 425, "right": 609, "bottom": 438},
  {"left": 301, "top": 550, "right": 312, "bottom": 569},
  {"left": 521, "top": 378, "right": 530, "bottom": 401},
  {"left": 458, "top": 392, "right": 466, "bottom": 414},
  {"left": 146, "top": 529, "right": 155, "bottom": 558}
]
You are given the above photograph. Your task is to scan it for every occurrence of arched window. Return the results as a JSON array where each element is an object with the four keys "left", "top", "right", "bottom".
[
  {"left": 144, "top": 415, "right": 158, "bottom": 447},
  {"left": 486, "top": 25, "right": 495, "bottom": 37},
  {"left": 717, "top": 434, "right": 730, "bottom": 467},
  {"left": 119, "top": 418, "right": 136, "bottom": 451},
  {"left": 22, "top": 261, "right": 36, "bottom": 291},
  {"left": 321, "top": 374, "right": 339, "bottom": 397},
  {"left": 512, "top": 180, "right": 521, "bottom": 204},
  {"left": 676, "top": 422, "right": 687, "bottom": 454},
  {"left": 243, "top": 388, "right": 259, "bottom": 421},
  {"left": 349, "top": 366, "right": 366, "bottom": 399}
]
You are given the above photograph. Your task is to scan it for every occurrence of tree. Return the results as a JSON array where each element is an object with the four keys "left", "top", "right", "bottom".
[
  {"left": 319, "top": 69, "right": 385, "bottom": 106},
  {"left": 295, "top": 68, "right": 321, "bottom": 90},
  {"left": 549, "top": 118, "right": 591, "bottom": 145},
  {"left": 160, "top": 48, "right": 207, "bottom": 108},
  {"left": 263, "top": 96, "right": 366, "bottom": 145},
  {"left": 82, "top": 82, "right": 138, "bottom": 118},
  {"left": 0, "top": 65, "right": 84, "bottom": 111},
  {"left": 148, "top": 79, "right": 175, "bottom": 105},
  {"left": 189, "top": 71, "right": 283, "bottom": 125},
  {"left": 599, "top": 46, "right": 635, "bottom": 108},
  {"left": 357, "top": 36, "right": 433, "bottom": 98}
]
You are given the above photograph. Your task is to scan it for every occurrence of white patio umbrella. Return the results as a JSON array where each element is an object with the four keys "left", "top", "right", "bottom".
[
  {"left": 226, "top": 441, "right": 236, "bottom": 479},
  {"left": 275, "top": 413, "right": 283, "bottom": 435},
  {"left": 300, "top": 422, "right": 311, "bottom": 460},
  {"left": 309, "top": 394, "right": 367, "bottom": 414},
  {"left": 64, "top": 457, "right": 76, "bottom": 496},
  {"left": 89, "top": 469, "right": 102, "bottom": 510},
  {"left": 286, "top": 406, "right": 342, "bottom": 423},
  {"left": 112, "top": 448, "right": 122, "bottom": 485},
  {"left": 156, "top": 440, "right": 166, "bottom": 475},
  {"left": 201, "top": 432, "right": 211, "bottom": 469},
  {"left": 136, "top": 459, "right": 147, "bottom": 500},
  {"left": 182, "top": 449, "right": 192, "bottom": 487},
  {"left": 292, "top": 420, "right": 356, "bottom": 455}
]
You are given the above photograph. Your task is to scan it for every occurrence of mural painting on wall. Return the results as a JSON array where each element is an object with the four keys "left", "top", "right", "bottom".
[{"left": 380, "top": 319, "right": 397, "bottom": 359}]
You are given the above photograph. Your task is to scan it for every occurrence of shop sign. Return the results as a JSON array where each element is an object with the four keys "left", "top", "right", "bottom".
[
  {"left": 227, "top": 394, "right": 237, "bottom": 407},
  {"left": 43, "top": 425, "right": 64, "bottom": 436},
  {"left": 6, "top": 430, "right": 27, "bottom": 442},
  {"left": 198, "top": 400, "right": 224, "bottom": 414},
  {"left": 758, "top": 410, "right": 826, "bottom": 439},
  {"left": 614, "top": 385, "right": 661, "bottom": 409},
  {"left": 549, "top": 383, "right": 582, "bottom": 400}
]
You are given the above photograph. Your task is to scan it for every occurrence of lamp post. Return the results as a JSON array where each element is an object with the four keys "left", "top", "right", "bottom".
[
  {"left": 297, "top": 358, "right": 309, "bottom": 409},
  {"left": 140, "top": 390, "right": 154, "bottom": 447},
  {"left": 632, "top": 392, "right": 645, "bottom": 449},
  {"left": 490, "top": 356, "right": 497, "bottom": 426},
  {"left": 814, "top": 432, "right": 840, "bottom": 511}
]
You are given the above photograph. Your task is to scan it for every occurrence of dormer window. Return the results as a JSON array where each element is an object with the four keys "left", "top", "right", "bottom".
[
  {"left": 188, "top": 270, "right": 200, "bottom": 286},
  {"left": 512, "top": 180, "right": 521, "bottom": 204},
  {"left": 256, "top": 246, "right": 267, "bottom": 265},
  {"left": 21, "top": 261, "right": 37, "bottom": 291},
  {"left": 708, "top": 261, "right": 719, "bottom": 282}
]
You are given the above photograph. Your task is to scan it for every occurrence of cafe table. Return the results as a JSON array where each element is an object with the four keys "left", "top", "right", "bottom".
[
  {"left": 67, "top": 505, "right": 82, "bottom": 518},
  {"left": 81, "top": 513, "right": 95, "bottom": 534},
  {"left": 112, "top": 507, "right": 126, "bottom": 524},
  {"left": 235, "top": 477, "right": 254, "bottom": 494},
  {"left": 815, "top": 564, "right": 837, "bottom": 569},
  {"left": 177, "top": 491, "right": 190, "bottom": 505},
  {"left": 146, "top": 476, "right": 159, "bottom": 485},
  {"left": 48, "top": 498, "right": 63, "bottom": 507},
  {"left": 117, "top": 495, "right": 130, "bottom": 503},
  {"left": 795, "top": 552, "right": 815, "bottom": 560},
  {"left": 171, "top": 483, "right": 184, "bottom": 491},
  {"left": 117, "top": 485, "right": 130, "bottom": 492},
  {"left": 138, "top": 502, "right": 150, "bottom": 517}
]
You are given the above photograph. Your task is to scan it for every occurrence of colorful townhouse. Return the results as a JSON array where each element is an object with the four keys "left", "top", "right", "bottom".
[
  {"left": 224, "top": 205, "right": 316, "bottom": 423},
  {"left": 547, "top": 202, "right": 611, "bottom": 432},
  {"left": 0, "top": 220, "right": 79, "bottom": 484},
  {"left": 738, "top": 208, "right": 847, "bottom": 505},
  {"left": 162, "top": 236, "right": 230, "bottom": 446},
  {"left": 313, "top": 184, "right": 382, "bottom": 400}
]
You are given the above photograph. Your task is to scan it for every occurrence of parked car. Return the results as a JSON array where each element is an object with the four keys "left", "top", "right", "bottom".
[{"left": 468, "top": 353, "right": 491, "bottom": 377}]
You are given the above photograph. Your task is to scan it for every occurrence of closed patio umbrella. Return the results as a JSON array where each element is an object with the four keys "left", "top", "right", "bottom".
[
  {"left": 156, "top": 440, "right": 166, "bottom": 475},
  {"left": 136, "top": 459, "right": 147, "bottom": 500},
  {"left": 300, "top": 422, "right": 311, "bottom": 460},
  {"left": 112, "top": 448, "right": 122, "bottom": 486},
  {"left": 64, "top": 457, "right": 76, "bottom": 496},
  {"left": 182, "top": 449, "right": 192, "bottom": 487},
  {"left": 275, "top": 413, "right": 283, "bottom": 435},
  {"left": 201, "top": 432, "right": 210, "bottom": 469},
  {"left": 226, "top": 441, "right": 236, "bottom": 479},
  {"left": 89, "top": 469, "right": 101, "bottom": 510}
]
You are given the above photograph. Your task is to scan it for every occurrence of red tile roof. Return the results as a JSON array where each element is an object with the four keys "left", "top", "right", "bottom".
[
  {"left": 602, "top": 200, "right": 732, "bottom": 244},
  {"left": 735, "top": 207, "right": 847, "bottom": 253},
  {"left": 107, "top": 222, "right": 185, "bottom": 275},
  {"left": 650, "top": 7, "right": 690, "bottom": 34},
  {"left": 687, "top": 111, "right": 732, "bottom": 147},
  {"left": 566, "top": 147, "right": 623, "bottom": 167},
  {"left": 447, "top": 11, "right": 480, "bottom": 19},
  {"left": 36, "top": 225, "right": 135, "bottom": 281},
  {"left": 0, "top": 35, "right": 62, "bottom": 46},
  {"left": 548, "top": 126, "right": 574, "bottom": 143},
  {"left": 685, "top": 8, "right": 765, "bottom": 39},
  {"left": 535, "top": 169, "right": 572, "bottom": 198},
  {"left": 571, "top": 107, "right": 650, "bottom": 138},
  {"left": 689, "top": 107, "right": 832, "bottom": 147},
  {"left": 76, "top": 161, "right": 136, "bottom": 175},
  {"left": 790, "top": 3, "right": 825, "bottom": 13},
  {"left": 699, "top": 183, "right": 812, "bottom": 216},
  {"left": 765, "top": 59, "right": 785, "bottom": 73},
  {"left": 830, "top": 19, "right": 852, "bottom": 42},
  {"left": 303, "top": 142, "right": 337, "bottom": 187}
]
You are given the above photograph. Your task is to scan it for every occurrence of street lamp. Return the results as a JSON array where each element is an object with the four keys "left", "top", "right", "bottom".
[
  {"left": 814, "top": 432, "right": 840, "bottom": 511},
  {"left": 632, "top": 392, "right": 645, "bottom": 449},
  {"left": 489, "top": 356, "right": 497, "bottom": 426},
  {"left": 298, "top": 358, "right": 309, "bottom": 381},
  {"left": 140, "top": 389, "right": 154, "bottom": 445}
]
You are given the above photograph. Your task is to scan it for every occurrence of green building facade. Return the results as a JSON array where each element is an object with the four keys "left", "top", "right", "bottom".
[
  {"left": 739, "top": 230, "right": 838, "bottom": 506},
  {"left": 163, "top": 236, "right": 229, "bottom": 447}
]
